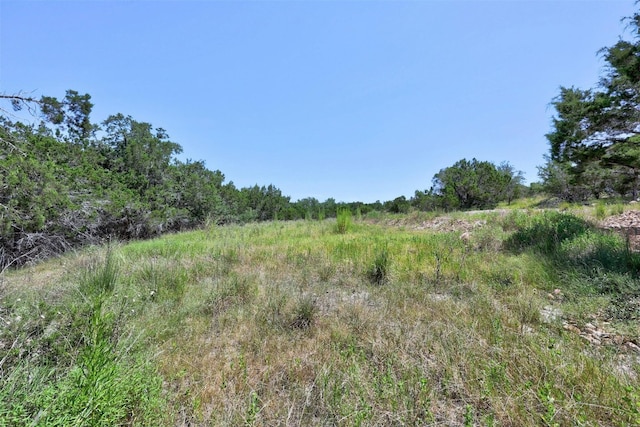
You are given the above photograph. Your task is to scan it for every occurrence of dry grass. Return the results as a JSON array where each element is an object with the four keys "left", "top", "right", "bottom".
[{"left": 2, "top": 213, "right": 640, "bottom": 425}]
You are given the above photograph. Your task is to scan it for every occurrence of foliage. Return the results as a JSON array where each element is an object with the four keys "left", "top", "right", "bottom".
[
  {"left": 544, "top": 6, "right": 640, "bottom": 200},
  {"left": 0, "top": 251, "right": 167, "bottom": 426},
  {"left": 431, "top": 158, "right": 523, "bottom": 210},
  {"left": 1, "top": 87, "right": 539, "bottom": 272},
  {"left": 335, "top": 208, "right": 353, "bottom": 234},
  {"left": 0, "top": 92, "right": 293, "bottom": 268},
  {"left": 506, "top": 211, "right": 640, "bottom": 296},
  {"left": 383, "top": 196, "right": 411, "bottom": 214},
  {"left": 5, "top": 213, "right": 640, "bottom": 425},
  {"left": 40, "top": 89, "right": 97, "bottom": 143}
]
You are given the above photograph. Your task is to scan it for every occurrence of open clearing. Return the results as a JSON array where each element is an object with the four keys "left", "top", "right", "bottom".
[{"left": 1, "top": 209, "right": 640, "bottom": 426}]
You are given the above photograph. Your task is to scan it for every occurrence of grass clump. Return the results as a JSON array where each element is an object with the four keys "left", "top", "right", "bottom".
[
  {"left": 335, "top": 208, "right": 353, "bottom": 234},
  {"left": 290, "top": 296, "right": 317, "bottom": 330},
  {"left": 595, "top": 201, "right": 607, "bottom": 219},
  {"left": 366, "top": 247, "right": 390, "bottom": 285}
]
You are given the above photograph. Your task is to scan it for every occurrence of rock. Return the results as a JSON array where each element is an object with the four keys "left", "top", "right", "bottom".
[
  {"left": 625, "top": 342, "right": 640, "bottom": 354},
  {"left": 540, "top": 306, "right": 561, "bottom": 322},
  {"left": 581, "top": 334, "right": 601, "bottom": 346},
  {"left": 563, "top": 323, "right": 581, "bottom": 334}
]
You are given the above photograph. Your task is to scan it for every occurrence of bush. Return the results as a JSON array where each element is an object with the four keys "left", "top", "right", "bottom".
[{"left": 505, "top": 212, "right": 591, "bottom": 255}]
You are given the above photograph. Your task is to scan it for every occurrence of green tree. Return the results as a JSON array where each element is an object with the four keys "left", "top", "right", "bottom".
[
  {"left": 171, "top": 160, "right": 229, "bottom": 223},
  {"left": 432, "top": 158, "right": 513, "bottom": 210},
  {"left": 383, "top": 196, "right": 411, "bottom": 213},
  {"left": 101, "top": 114, "right": 182, "bottom": 194},
  {"left": 545, "top": 6, "right": 640, "bottom": 199},
  {"left": 497, "top": 162, "right": 525, "bottom": 204},
  {"left": 411, "top": 188, "right": 440, "bottom": 211},
  {"left": 41, "top": 90, "right": 97, "bottom": 144},
  {"left": 239, "top": 184, "right": 291, "bottom": 221},
  {"left": 295, "top": 197, "right": 321, "bottom": 220}
]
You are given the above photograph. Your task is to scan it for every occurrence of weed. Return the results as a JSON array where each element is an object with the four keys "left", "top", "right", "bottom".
[
  {"left": 0, "top": 251, "right": 167, "bottom": 426},
  {"left": 605, "top": 296, "right": 640, "bottom": 321},
  {"left": 335, "top": 208, "right": 353, "bottom": 234},
  {"left": 595, "top": 202, "right": 607, "bottom": 220},
  {"left": 367, "top": 247, "right": 390, "bottom": 285},
  {"left": 537, "top": 382, "right": 560, "bottom": 427},
  {"left": 622, "top": 385, "right": 640, "bottom": 425},
  {"left": 464, "top": 403, "right": 474, "bottom": 427},
  {"left": 79, "top": 246, "right": 118, "bottom": 297},
  {"left": 505, "top": 211, "right": 591, "bottom": 254},
  {"left": 4, "top": 211, "right": 640, "bottom": 426},
  {"left": 245, "top": 390, "right": 261, "bottom": 426},
  {"left": 611, "top": 203, "right": 625, "bottom": 216},
  {"left": 290, "top": 296, "right": 317, "bottom": 330}
]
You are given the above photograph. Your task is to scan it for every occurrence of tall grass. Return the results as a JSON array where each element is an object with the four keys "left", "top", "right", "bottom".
[
  {"left": 335, "top": 208, "right": 353, "bottom": 234},
  {"left": 0, "top": 249, "right": 167, "bottom": 426},
  {"left": 2, "top": 211, "right": 640, "bottom": 425}
]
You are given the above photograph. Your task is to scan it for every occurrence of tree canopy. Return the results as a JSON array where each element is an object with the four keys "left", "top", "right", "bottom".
[
  {"left": 543, "top": 5, "right": 640, "bottom": 200},
  {"left": 431, "top": 158, "right": 524, "bottom": 210}
]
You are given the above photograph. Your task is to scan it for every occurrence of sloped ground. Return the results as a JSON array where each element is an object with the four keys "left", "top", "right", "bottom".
[
  {"left": 3, "top": 214, "right": 640, "bottom": 425},
  {"left": 601, "top": 210, "right": 640, "bottom": 250},
  {"left": 368, "top": 214, "right": 488, "bottom": 233}
]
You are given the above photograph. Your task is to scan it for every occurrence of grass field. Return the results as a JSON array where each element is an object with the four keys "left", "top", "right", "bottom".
[{"left": 1, "top": 209, "right": 640, "bottom": 426}]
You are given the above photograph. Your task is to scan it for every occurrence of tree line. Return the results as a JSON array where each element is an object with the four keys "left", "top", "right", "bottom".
[{"left": 0, "top": 92, "right": 530, "bottom": 269}]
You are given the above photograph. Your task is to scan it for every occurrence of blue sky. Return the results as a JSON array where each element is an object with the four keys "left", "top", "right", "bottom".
[{"left": 1, "top": 0, "right": 636, "bottom": 203}]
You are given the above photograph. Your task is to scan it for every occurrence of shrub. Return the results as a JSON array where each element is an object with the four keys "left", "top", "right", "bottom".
[{"left": 505, "top": 212, "right": 590, "bottom": 255}]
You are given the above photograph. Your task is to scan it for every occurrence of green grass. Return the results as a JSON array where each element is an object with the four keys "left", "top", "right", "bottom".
[
  {"left": 0, "top": 248, "right": 166, "bottom": 426},
  {"left": 335, "top": 208, "right": 354, "bottom": 234},
  {"left": 2, "top": 210, "right": 640, "bottom": 425}
]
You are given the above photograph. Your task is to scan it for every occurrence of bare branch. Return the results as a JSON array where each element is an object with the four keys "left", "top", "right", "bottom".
[
  {"left": 0, "top": 92, "right": 42, "bottom": 117},
  {"left": 0, "top": 94, "right": 40, "bottom": 105}
]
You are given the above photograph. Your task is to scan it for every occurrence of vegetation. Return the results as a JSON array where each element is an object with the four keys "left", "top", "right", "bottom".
[
  {"left": 430, "top": 158, "right": 525, "bottom": 210},
  {"left": 2, "top": 210, "right": 640, "bottom": 425},
  {"left": 3, "top": 4, "right": 640, "bottom": 425},
  {"left": 542, "top": 6, "right": 640, "bottom": 201},
  {"left": 0, "top": 248, "right": 166, "bottom": 426},
  {"left": 0, "top": 93, "right": 529, "bottom": 270}
]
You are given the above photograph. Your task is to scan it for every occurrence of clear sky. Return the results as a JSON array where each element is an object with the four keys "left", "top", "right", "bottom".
[{"left": 1, "top": 0, "right": 636, "bottom": 203}]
